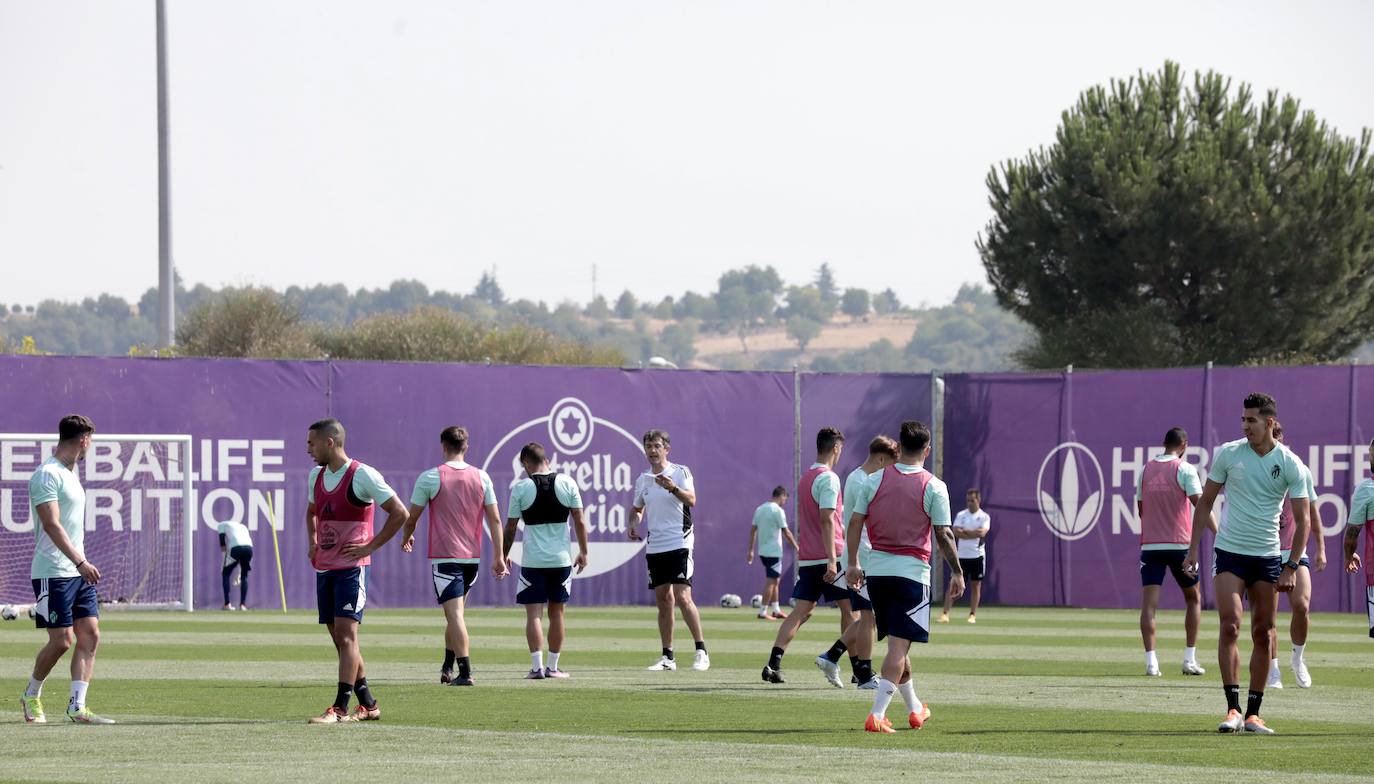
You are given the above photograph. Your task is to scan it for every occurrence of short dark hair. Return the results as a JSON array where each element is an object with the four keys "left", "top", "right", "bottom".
[
  {"left": 440, "top": 426, "right": 469, "bottom": 453},
  {"left": 771, "top": 485, "right": 788, "bottom": 499},
  {"left": 898, "top": 420, "right": 931, "bottom": 454},
  {"left": 519, "top": 442, "right": 547, "bottom": 465},
  {"left": 58, "top": 414, "right": 95, "bottom": 442},
  {"left": 868, "top": 435, "right": 898, "bottom": 458},
  {"left": 816, "top": 427, "right": 845, "bottom": 454},
  {"left": 1243, "top": 392, "right": 1277, "bottom": 417},
  {"left": 1163, "top": 427, "right": 1188, "bottom": 448},
  {"left": 1272, "top": 421, "right": 1284, "bottom": 441},
  {"left": 966, "top": 488, "right": 981, "bottom": 498},
  {"left": 642, "top": 429, "right": 671, "bottom": 447},
  {"left": 309, "top": 418, "right": 346, "bottom": 446}
]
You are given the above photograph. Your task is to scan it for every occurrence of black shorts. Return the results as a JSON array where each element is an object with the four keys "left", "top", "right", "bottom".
[
  {"left": 867, "top": 576, "right": 929, "bottom": 643},
  {"left": 959, "top": 556, "right": 985, "bottom": 582},
  {"left": 1139, "top": 549, "right": 1198, "bottom": 588},
  {"left": 1213, "top": 548, "right": 1281, "bottom": 587},
  {"left": 848, "top": 583, "right": 873, "bottom": 612},
  {"left": 647, "top": 548, "right": 693, "bottom": 589},
  {"left": 760, "top": 556, "right": 781, "bottom": 579},
  {"left": 32, "top": 577, "right": 99, "bottom": 629},
  {"left": 517, "top": 565, "right": 572, "bottom": 604},
  {"left": 433, "top": 561, "right": 479, "bottom": 604},
  {"left": 791, "top": 563, "right": 850, "bottom": 604},
  {"left": 316, "top": 566, "right": 366, "bottom": 624},
  {"left": 1366, "top": 586, "right": 1374, "bottom": 639}
]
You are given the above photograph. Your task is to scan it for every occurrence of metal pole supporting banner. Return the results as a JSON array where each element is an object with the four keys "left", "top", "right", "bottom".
[
  {"left": 931, "top": 371, "right": 945, "bottom": 603},
  {"left": 1345, "top": 358, "right": 1359, "bottom": 613},
  {"left": 793, "top": 368, "right": 802, "bottom": 587},
  {"left": 156, "top": 0, "right": 176, "bottom": 348}
]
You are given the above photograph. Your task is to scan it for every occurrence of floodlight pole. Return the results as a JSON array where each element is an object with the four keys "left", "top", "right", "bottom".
[{"left": 156, "top": 0, "right": 175, "bottom": 348}]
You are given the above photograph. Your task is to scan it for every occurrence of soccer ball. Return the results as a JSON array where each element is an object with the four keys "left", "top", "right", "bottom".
[
  {"left": 0, "top": 604, "right": 18, "bottom": 621},
  {"left": 749, "top": 594, "right": 763, "bottom": 609},
  {"left": 718, "top": 593, "right": 742, "bottom": 608}
]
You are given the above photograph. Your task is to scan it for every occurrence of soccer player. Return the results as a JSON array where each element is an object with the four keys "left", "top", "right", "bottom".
[
  {"left": 941, "top": 488, "right": 991, "bottom": 625},
  {"left": 846, "top": 420, "right": 961, "bottom": 733},
  {"left": 219, "top": 518, "right": 254, "bottom": 611},
  {"left": 628, "top": 429, "right": 709, "bottom": 672},
  {"left": 761, "top": 428, "right": 853, "bottom": 686},
  {"left": 304, "top": 418, "right": 409, "bottom": 724},
  {"left": 1135, "top": 427, "right": 1211, "bottom": 677},
  {"left": 1267, "top": 424, "right": 1324, "bottom": 689},
  {"left": 20, "top": 415, "right": 113, "bottom": 724},
  {"left": 403, "top": 426, "right": 508, "bottom": 686},
  {"left": 747, "top": 486, "right": 796, "bottom": 620},
  {"left": 1184, "top": 393, "right": 1310, "bottom": 735},
  {"left": 827, "top": 435, "right": 899, "bottom": 689},
  {"left": 1342, "top": 439, "right": 1374, "bottom": 636},
  {"left": 503, "top": 442, "right": 588, "bottom": 680}
]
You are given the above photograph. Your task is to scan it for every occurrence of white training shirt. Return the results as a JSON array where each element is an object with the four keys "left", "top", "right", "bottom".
[
  {"left": 218, "top": 520, "right": 253, "bottom": 549},
  {"left": 953, "top": 508, "right": 990, "bottom": 559},
  {"left": 633, "top": 462, "right": 695, "bottom": 555}
]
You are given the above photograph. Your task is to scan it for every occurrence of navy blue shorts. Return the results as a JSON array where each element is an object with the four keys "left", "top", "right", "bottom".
[
  {"left": 760, "top": 555, "right": 781, "bottom": 579},
  {"left": 1140, "top": 549, "right": 1198, "bottom": 588},
  {"left": 792, "top": 563, "right": 851, "bottom": 605},
  {"left": 517, "top": 565, "right": 572, "bottom": 605},
  {"left": 32, "top": 577, "right": 99, "bottom": 629},
  {"left": 848, "top": 582, "right": 873, "bottom": 612},
  {"left": 1213, "top": 549, "right": 1281, "bottom": 587},
  {"left": 317, "top": 566, "right": 366, "bottom": 624},
  {"left": 432, "top": 562, "right": 479, "bottom": 605},
  {"left": 867, "top": 576, "right": 929, "bottom": 643}
]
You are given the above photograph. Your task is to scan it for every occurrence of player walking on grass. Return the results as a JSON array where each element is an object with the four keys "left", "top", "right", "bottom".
[
  {"left": 762, "top": 428, "right": 854, "bottom": 686},
  {"left": 846, "top": 421, "right": 960, "bottom": 733},
  {"left": 20, "top": 415, "right": 113, "bottom": 725},
  {"left": 1266, "top": 424, "right": 1324, "bottom": 689},
  {"left": 1135, "top": 427, "right": 1211, "bottom": 677},
  {"left": 1342, "top": 440, "right": 1374, "bottom": 636},
  {"left": 628, "top": 429, "right": 709, "bottom": 672},
  {"left": 940, "top": 488, "right": 990, "bottom": 625},
  {"left": 403, "top": 426, "right": 508, "bottom": 686},
  {"left": 219, "top": 519, "right": 254, "bottom": 611},
  {"left": 747, "top": 486, "right": 796, "bottom": 620},
  {"left": 825, "top": 435, "right": 898, "bottom": 689},
  {"left": 504, "top": 442, "right": 588, "bottom": 680},
  {"left": 1184, "top": 393, "right": 1310, "bottom": 735},
  {"left": 304, "top": 418, "right": 409, "bottom": 724}
]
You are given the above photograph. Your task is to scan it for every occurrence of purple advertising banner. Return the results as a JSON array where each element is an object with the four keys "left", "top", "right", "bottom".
[{"left": 943, "top": 366, "right": 1372, "bottom": 612}]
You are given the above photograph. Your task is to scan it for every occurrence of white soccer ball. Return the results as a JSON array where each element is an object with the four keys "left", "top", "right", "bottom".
[
  {"left": 749, "top": 594, "right": 763, "bottom": 609},
  {"left": 719, "top": 593, "right": 742, "bottom": 609},
  {"left": 0, "top": 605, "right": 18, "bottom": 621}
]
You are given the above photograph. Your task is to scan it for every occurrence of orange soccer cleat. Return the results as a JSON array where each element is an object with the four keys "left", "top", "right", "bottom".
[{"left": 864, "top": 714, "right": 897, "bottom": 734}]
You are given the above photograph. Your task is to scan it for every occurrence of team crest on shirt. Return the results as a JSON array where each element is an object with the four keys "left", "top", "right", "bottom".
[
  {"left": 1036, "top": 442, "right": 1105, "bottom": 542},
  {"left": 1271, "top": 465, "right": 1282, "bottom": 480},
  {"left": 481, "top": 397, "right": 646, "bottom": 578}
]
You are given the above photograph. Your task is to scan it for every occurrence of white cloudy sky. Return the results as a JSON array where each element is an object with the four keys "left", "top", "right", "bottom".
[{"left": 2, "top": 0, "right": 1371, "bottom": 310}]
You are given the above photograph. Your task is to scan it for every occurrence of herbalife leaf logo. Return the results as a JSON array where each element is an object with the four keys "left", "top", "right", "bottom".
[{"left": 1036, "top": 442, "right": 1105, "bottom": 542}]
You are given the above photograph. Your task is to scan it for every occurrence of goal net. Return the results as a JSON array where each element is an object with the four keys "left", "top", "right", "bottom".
[{"left": 0, "top": 434, "right": 194, "bottom": 611}]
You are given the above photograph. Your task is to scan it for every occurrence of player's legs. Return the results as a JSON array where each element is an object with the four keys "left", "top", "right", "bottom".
[
  {"left": 968, "top": 581, "right": 982, "bottom": 616},
  {"left": 69, "top": 616, "right": 99, "bottom": 682},
  {"left": 222, "top": 560, "right": 235, "bottom": 608},
  {"left": 1214, "top": 572, "right": 1245, "bottom": 685},
  {"left": 443, "top": 596, "right": 469, "bottom": 658},
  {"left": 1290, "top": 564, "right": 1311, "bottom": 646},
  {"left": 1245, "top": 581, "right": 1277, "bottom": 724},
  {"left": 879, "top": 635, "right": 912, "bottom": 682},
  {"left": 1182, "top": 582, "right": 1201, "bottom": 647},
  {"left": 237, "top": 548, "right": 252, "bottom": 607},
  {"left": 653, "top": 584, "right": 675, "bottom": 648},
  {"left": 673, "top": 584, "right": 705, "bottom": 643},
  {"left": 547, "top": 602, "right": 566, "bottom": 655},
  {"left": 329, "top": 618, "right": 364, "bottom": 684},
  {"left": 761, "top": 576, "right": 779, "bottom": 617},
  {"left": 524, "top": 602, "right": 546, "bottom": 654},
  {"left": 1140, "top": 585, "right": 1161, "bottom": 652},
  {"left": 941, "top": 580, "right": 958, "bottom": 617},
  {"left": 836, "top": 598, "right": 854, "bottom": 635},
  {"left": 31, "top": 627, "right": 73, "bottom": 682},
  {"left": 772, "top": 599, "right": 816, "bottom": 650}
]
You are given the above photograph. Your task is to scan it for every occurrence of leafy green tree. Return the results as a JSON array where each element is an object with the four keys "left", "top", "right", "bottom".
[
  {"left": 658, "top": 318, "right": 699, "bottom": 365},
  {"left": 872, "top": 288, "right": 901, "bottom": 315},
  {"left": 650, "top": 297, "right": 675, "bottom": 319},
  {"left": 840, "top": 288, "right": 870, "bottom": 318},
  {"left": 176, "top": 287, "right": 320, "bottom": 358},
  {"left": 474, "top": 271, "right": 505, "bottom": 308},
  {"left": 585, "top": 295, "right": 611, "bottom": 320},
  {"left": 614, "top": 290, "right": 638, "bottom": 319},
  {"left": 785, "top": 286, "right": 828, "bottom": 323},
  {"left": 815, "top": 263, "right": 838, "bottom": 313},
  {"left": 979, "top": 61, "right": 1374, "bottom": 368},
  {"left": 786, "top": 316, "right": 822, "bottom": 352}
]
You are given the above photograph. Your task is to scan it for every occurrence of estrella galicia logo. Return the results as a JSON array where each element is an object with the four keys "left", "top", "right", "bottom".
[
  {"left": 1036, "top": 442, "right": 1105, "bottom": 542},
  {"left": 1270, "top": 465, "right": 1282, "bottom": 480},
  {"left": 482, "top": 397, "right": 645, "bottom": 578}
]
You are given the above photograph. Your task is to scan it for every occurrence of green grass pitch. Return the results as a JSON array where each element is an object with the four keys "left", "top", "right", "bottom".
[{"left": 1, "top": 605, "right": 1372, "bottom": 783}]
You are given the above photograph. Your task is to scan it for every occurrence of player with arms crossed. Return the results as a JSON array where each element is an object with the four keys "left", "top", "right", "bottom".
[
  {"left": 747, "top": 486, "right": 796, "bottom": 620},
  {"left": 1266, "top": 424, "right": 1324, "bottom": 689},
  {"left": 1184, "top": 393, "right": 1310, "bottom": 735},
  {"left": 19, "top": 415, "right": 112, "bottom": 724},
  {"left": 846, "top": 420, "right": 960, "bottom": 733},
  {"left": 304, "top": 418, "right": 409, "bottom": 724},
  {"left": 504, "top": 442, "right": 588, "bottom": 679},
  {"left": 403, "top": 426, "right": 508, "bottom": 686},
  {"left": 761, "top": 427, "right": 854, "bottom": 686},
  {"left": 940, "top": 488, "right": 991, "bottom": 625},
  {"left": 629, "top": 429, "right": 709, "bottom": 672},
  {"left": 1136, "top": 427, "right": 1212, "bottom": 677},
  {"left": 1341, "top": 439, "right": 1374, "bottom": 637}
]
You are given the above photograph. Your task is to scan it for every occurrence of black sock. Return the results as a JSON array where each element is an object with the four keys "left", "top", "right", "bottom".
[
  {"left": 694, "top": 640, "right": 707, "bottom": 652},
  {"left": 354, "top": 678, "right": 376, "bottom": 709},
  {"left": 333, "top": 682, "right": 352, "bottom": 711},
  {"left": 824, "top": 639, "right": 847, "bottom": 663},
  {"left": 443, "top": 649, "right": 456, "bottom": 671},
  {"left": 1246, "top": 690, "right": 1263, "bottom": 717},
  {"left": 848, "top": 655, "right": 860, "bottom": 672},
  {"left": 457, "top": 656, "right": 471, "bottom": 679},
  {"left": 1223, "top": 684, "right": 1241, "bottom": 712},
  {"left": 662, "top": 647, "right": 674, "bottom": 661},
  {"left": 858, "top": 659, "right": 874, "bottom": 683},
  {"left": 767, "top": 646, "right": 785, "bottom": 670}
]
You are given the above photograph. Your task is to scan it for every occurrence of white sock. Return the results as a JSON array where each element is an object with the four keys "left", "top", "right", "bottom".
[
  {"left": 531, "top": 651, "right": 544, "bottom": 671},
  {"left": 1184, "top": 646, "right": 1197, "bottom": 664},
  {"left": 758, "top": 608, "right": 770, "bottom": 618},
  {"left": 871, "top": 678, "right": 897, "bottom": 718},
  {"left": 1292, "top": 643, "right": 1305, "bottom": 660},
  {"left": 1145, "top": 650, "right": 1158, "bottom": 669},
  {"left": 769, "top": 602, "right": 782, "bottom": 613},
  {"left": 548, "top": 651, "right": 561, "bottom": 671},
  {"left": 69, "top": 680, "right": 88, "bottom": 710},
  {"left": 1270, "top": 657, "right": 1280, "bottom": 673},
  {"left": 898, "top": 680, "right": 922, "bottom": 713},
  {"left": 25, "top": 677, "right": 43, "bottom": 699}
]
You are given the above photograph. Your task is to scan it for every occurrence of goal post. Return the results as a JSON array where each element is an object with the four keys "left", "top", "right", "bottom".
[{"left": 0, "top": 433, "right": 195, "bottom": 612}]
